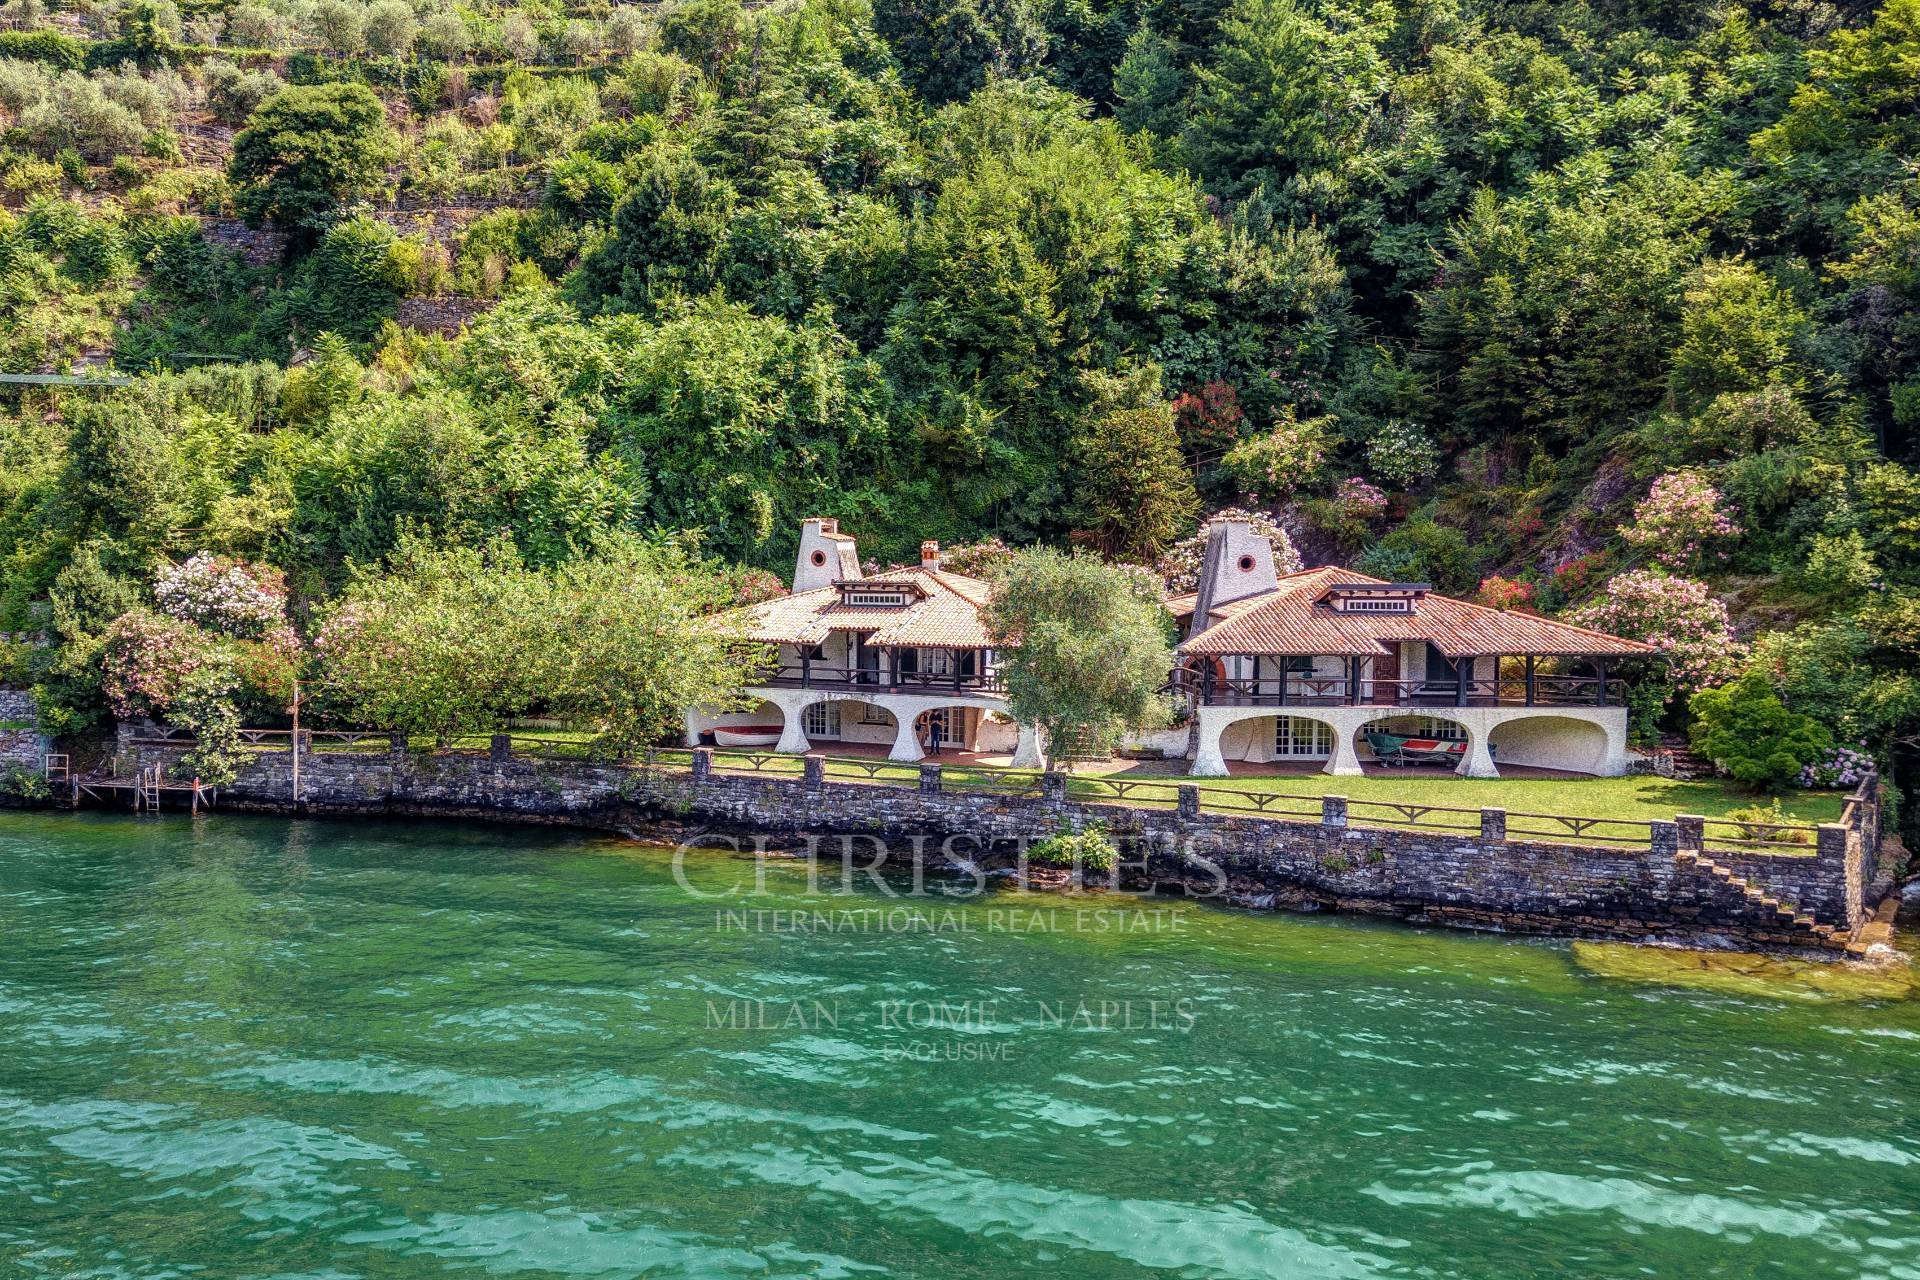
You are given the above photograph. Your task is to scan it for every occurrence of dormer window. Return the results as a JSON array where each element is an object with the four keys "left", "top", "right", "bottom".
[
  {"left": 835, "top": 579, "right": 922, "bottom": 608},
  {"left": 1322, "top": 583, "right": 1430, "bottom": 614}
]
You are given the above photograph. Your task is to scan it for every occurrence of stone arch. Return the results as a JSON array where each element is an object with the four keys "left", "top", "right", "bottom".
[
  {"left": 785, "top": 695, "right": 899, "bottom": 755},
  {"left": 1488, "top": 714, "right": 1612, "bottom": 776}
]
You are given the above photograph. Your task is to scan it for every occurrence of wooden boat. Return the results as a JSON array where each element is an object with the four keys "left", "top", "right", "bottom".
[{"left": 712, "top": 725, "right": 783, "bottom": 748}]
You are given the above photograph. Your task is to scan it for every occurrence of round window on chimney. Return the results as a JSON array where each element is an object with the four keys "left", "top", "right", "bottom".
[
  {"left": 810, "top": 549, "right": 827, "bottom": 567},
  {"left": 1237, "top": 554, "right": 1256, "bottom": 572}
]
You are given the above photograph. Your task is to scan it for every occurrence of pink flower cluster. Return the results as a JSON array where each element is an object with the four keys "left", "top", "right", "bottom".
[
  {"left": 99, "top": 611, "right": 214, "bottom": 719},
  {"left": 1334, "top": 477, "right": 1388, "bottom": 520},
  {"left": 154, "top": 553, "right": 289, "bottom": 639},
  {"left": 1564, "top": 569, "right": 1743, "bottom": 692},
  {"left": 1622, "top": 470, "right": 1739, "bottom": 569}
]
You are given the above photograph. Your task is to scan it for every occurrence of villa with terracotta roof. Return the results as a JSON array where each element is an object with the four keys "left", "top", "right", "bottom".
[
  {"left": 689, "top": 516, "right": 1654, "bottom": 779},
  {"left": 684, "top": 519, "right": 1040, "bottom": 765},
  {"left": 1173, "top": 521, "right": 1654, "bottom": 777}
]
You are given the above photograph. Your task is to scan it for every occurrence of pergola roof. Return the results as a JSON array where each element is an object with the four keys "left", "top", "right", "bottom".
[{"left": 1179, "top": 567, "right": 1655, "bottom": 659}]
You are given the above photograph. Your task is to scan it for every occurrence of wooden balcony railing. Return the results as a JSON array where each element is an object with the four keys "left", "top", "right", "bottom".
[
  {"left": 1172, "top": 672, "right": 1626, "bottom": 708},
  {"left": 751, "top": 663, "right": 1006, "bottom": 696}
]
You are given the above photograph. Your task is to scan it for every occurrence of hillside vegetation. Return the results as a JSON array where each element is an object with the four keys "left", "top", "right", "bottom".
[{"left": 2, "top": 0, "right": 1918, "bottom": 817}]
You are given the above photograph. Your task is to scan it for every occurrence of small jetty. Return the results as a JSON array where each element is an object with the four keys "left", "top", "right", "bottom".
[{"left": 55, "top": 757, "right": 218, "bottom": 813}]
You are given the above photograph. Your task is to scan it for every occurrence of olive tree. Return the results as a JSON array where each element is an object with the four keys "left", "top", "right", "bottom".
[{"left": 985, "top": 547, "right": 1176, "bottom": 764}]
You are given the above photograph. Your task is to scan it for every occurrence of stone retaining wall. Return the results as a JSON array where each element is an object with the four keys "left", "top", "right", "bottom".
[
  {"left": 108, "top": 737, "right": 1883, "bottom": 950},
  {"left": 0, "top": 689, "right": 44, "bottom": 773}
]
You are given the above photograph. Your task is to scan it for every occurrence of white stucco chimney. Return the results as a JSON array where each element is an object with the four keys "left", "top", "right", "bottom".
[
  {"left": 793, "top": 518, "right": 860, "bottom": 592},
  {"left": 1190, "top": 520, "right": 1280, "bottom": 624},
  {"left": 920, "top": 540, "right": 941, "bottom": 571}
]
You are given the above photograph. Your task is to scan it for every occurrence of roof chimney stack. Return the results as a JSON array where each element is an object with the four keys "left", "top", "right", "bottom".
[
  {"left": 920, "top": 540, "right": 941, "bottom": 571},
  {"left": 1190, "top": 519, "right": 1280, "bottom": 629},
  {"left": 793, "top": 517, "right": 860, "bottom": 592}
]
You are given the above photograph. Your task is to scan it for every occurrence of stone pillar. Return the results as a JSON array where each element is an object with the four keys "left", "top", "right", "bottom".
[
  {"left": 1042, "top": 772, "right": 1066, "bottom": 804},
  {"left": 297, "top": 729, "right": 314, "bottom": 755},
  {"left": 389, "top": 730, "right": 407, "bottom": 758},
  {"left": 691, "top": 747, "right": 713, "bottom": 782},
  {"left": 1480, "top": 808, "right": 1506, "bottom": 843},
  {"left": 887, "top": 708, "right": 925, "bottom": 763},
  {"left": 1816, "top": 823, "right": 1849, "bottom": 861},
  {"left": 803, "top": 754, "right": 825, "bottom": 789},
  {"left": 683, "top": 711, "right": 701, "bottom": 748},
  {"left": 1675, "top": 814, "right": 1704, "bottom": 851},
  {"left": 1178, "top": 785, "right": 1200, "bottom": 819},
  {"left": 1321, "top": 722, "right": 1364, "bottom": 777},
  {"left": 1010, "top": 722, "right": 1044, "bottom": 770},
  {"left": 1321, "top": 795, "right": 1348, "bottom": 828},
  {"left": 490, "top": 734, "right": 511, "bottom": 762},
  {"left": 1455, "top": 730, "right": 1499, "bottom": 779},
  {"left": 1650, "top": 819, "right": 1678, "bottom": 856},
  {"left": 775, "top": 705, "right": 812, "bottom": 755},
  {"left": 919, "top": 763, "right": 942, "bottom": 793}
]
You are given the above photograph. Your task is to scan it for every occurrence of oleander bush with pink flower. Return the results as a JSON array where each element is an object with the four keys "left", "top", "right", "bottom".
[
  {"left": 1622, "top": 469, "right": 1740, "bottom": 570},
  {"left": 1564, "top": 569, "right": 1743, "bottom": 694}
]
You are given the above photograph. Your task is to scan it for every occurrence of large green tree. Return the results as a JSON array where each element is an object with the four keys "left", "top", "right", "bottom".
[{"left": 229, "top": 83, "right": 398, "bottom": 244}]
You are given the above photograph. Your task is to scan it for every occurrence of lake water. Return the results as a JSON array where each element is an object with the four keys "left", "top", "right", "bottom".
[{"left": 3, "top": 811, "right": 1918, "bottom": 1279}]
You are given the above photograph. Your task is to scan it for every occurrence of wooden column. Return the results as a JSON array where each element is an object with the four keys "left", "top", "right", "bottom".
[{"left": 1525, "top": 654, "right": 1536, "bottom": 706}]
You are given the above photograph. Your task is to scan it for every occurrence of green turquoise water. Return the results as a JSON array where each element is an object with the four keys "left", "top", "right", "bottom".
[{"left": 3, "top": 812, "right": 1918, "bottom": 1279}]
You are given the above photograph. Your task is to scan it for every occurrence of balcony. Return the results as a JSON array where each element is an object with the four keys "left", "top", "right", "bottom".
[
  {"left": 1176, "top": 672, "right": 1625, "bottom": 709},
  {"left": 751, "top": 662, "right": 1007, "bottom": 698}
]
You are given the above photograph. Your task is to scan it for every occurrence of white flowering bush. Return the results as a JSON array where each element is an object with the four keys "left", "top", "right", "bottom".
[
  {"left": 153, "top": 554, "right": 289, "bottom": 639},
  {"left": 1364, "top": 420, "right": 1440, "bottom": 487}
]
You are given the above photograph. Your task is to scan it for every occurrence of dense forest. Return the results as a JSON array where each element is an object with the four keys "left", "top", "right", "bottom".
[{"left": 1, "top": 0, "right": 1918, "bottom": 809}]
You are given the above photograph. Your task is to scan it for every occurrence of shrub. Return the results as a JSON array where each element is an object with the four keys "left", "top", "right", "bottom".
[
  {"left": 1223, "top": 411, "right": 1330, "bottom": 501},
  {"left": 98, "top": 607, "right": 218, "bottom": 718},
  {"left": 1475, "top": 576, "right": 1535, "bottom": 610},
  {"left": 0, "top": 762, "right": 51, "bottom": 801},
  {"left": 1354, "top": 517, "right": 1482, "bottom": 594},
  {"left": 1621, "top": 468, "right": 1739, "bottom": 570},
  {"left": 0, "top": 30, "right": 87, "bottom": 71},
  {"left": 1688, "top": 670, "right": 1831, "bottom": 793},
  {"left": 1028, "top": 823, "right": 1118, "bottom": 874},
  {"left": 1800, "top": 744, "right": 1874, "bottom": 790},
  {"left": 1724, "top": 798, "right": 1812, "bottom": 844},
  {"left": 1565, "top": 569, "right": 1740, "bottom": 694},
  {"left": 1363, "top": 419, "right": 1440, "bottom": 486},
  {"left": 153, "top": 553, "right": 287, "bottom": 637}
]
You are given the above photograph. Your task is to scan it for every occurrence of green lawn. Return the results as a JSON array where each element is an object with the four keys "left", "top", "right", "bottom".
[{"left": 1175, "top": 770, "right": 1845, "bottom": 827}]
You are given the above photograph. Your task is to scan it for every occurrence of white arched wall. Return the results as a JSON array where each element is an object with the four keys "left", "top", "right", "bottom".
[
  {"left": 687, "top": 687, "right": 1036, "bottom": 764},
  {"left": 1488, "top": 715, "right": 1614, "bottom": 776},
  {"left": 1191, "top": 703, "right": 1630, "bottom": 779}
]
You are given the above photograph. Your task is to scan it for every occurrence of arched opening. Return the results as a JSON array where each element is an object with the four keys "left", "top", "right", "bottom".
[
  {"left": 1354, "top": 713, "right": 1475, "bottom": 770},
  {"left": 910, "top": 705, "right": 1019, "bottom": 757},
  {"left": 1199, "top": 712, "right": 1339, "bottom": 770},
  {"left": 798, "top": 697, "right": 898, "bottom": 749},
  {"left": 703, "top": 698, "right": 787, "bottom": 748},
  {"left": 1488, "top": 715, "right": 1612, "bottom": 776}
]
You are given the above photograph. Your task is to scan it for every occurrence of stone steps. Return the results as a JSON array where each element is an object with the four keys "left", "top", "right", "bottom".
[{"left": 1673, "top": 849, "right": 1846, "bottom": 949}]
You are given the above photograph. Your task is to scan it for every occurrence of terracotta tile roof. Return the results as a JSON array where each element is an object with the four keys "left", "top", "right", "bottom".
[
  {"left": 724, "top": 565, "right": 995, "bottom": 648},
  {"left": 1181, "top": 567, "right": 1655, "bottom": 658}
]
